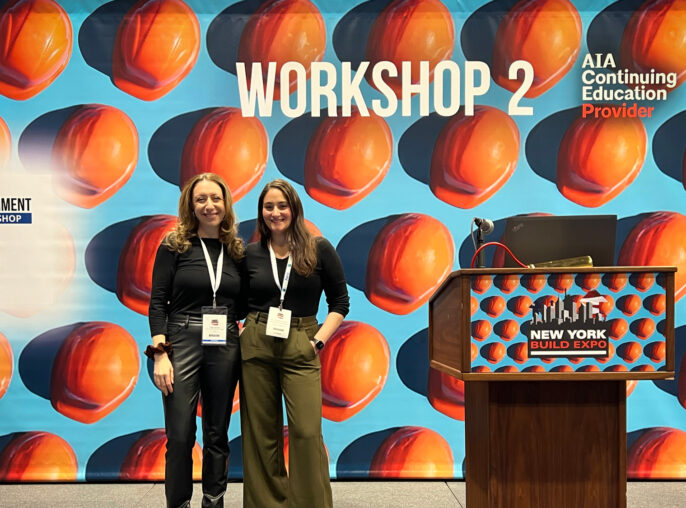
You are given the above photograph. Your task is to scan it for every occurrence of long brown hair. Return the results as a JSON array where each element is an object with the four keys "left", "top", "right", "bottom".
[
  {"left": 164, "top": 173, "right": 244, "bottom": 259},
  {"left": 256, "top": 179, "right": 317, "bottom": 276}
]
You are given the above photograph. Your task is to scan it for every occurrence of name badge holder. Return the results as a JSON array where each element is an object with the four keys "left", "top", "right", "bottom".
[
  {"left": 199, "top": 238, "right": 229, "bottom": 345},
  {"left": 265, "top": 242, "right": 292, "bottom": 339}
]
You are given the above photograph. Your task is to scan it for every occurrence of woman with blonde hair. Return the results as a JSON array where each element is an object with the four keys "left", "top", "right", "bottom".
[
  {"left": 240, "top": 179, "right": 349, "bottom": 507},
  {"left": 146, "top": 172, "right": 244, "bottom": 508}
]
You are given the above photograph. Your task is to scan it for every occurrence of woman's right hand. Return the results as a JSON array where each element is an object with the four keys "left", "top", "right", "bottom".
[{"left": 153, "top": 353, "right": 174, "bottom": 396}]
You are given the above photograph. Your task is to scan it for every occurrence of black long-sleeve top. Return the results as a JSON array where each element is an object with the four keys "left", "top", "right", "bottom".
[
  {"left": 148, "top": 237, "right": 245, "bottom": 337},
  {"left": 245, "top": 238, "right": 350, "bottom": 317}
]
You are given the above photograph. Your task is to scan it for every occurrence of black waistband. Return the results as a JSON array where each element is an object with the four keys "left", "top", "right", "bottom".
[
  {"left": 168, "top": 313, "right": 237, "bottom": 327},
  {"left": 248, "top": 311, "right": 317, "bottom": 328}
]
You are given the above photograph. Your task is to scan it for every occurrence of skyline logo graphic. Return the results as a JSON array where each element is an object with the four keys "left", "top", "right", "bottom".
[{"left": 527, "top": 291, "right": 611, "bottom": 358}]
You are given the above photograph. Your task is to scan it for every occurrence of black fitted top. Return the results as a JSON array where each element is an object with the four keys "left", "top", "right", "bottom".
[
  {"left": 245, "top": 238, "right": 350, "bottom": 317},
  {"left": 148, "top": 237, "right": 245, "bottom": 337}
]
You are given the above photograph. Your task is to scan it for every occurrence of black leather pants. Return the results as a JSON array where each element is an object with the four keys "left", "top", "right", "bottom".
[{"left": 162, "top": 315, "right": 240, "bottom": 508}]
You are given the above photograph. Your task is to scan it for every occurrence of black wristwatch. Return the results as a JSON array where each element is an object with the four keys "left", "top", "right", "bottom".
[{"left": 311, "top": 338, "right": 325, "bottom": 351}]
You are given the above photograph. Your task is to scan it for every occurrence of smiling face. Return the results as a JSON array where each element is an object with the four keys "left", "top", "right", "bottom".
[
  {"left": 261, "top": 188, "right": 292, "bottom": 239},
  {"left": 192, "top": 180, "right": 225, "bottom": 237}
]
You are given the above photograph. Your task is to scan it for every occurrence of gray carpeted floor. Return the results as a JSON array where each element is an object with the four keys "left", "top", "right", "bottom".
[{"left": 0, "top": 481, "right": 684, "bottom": 507}]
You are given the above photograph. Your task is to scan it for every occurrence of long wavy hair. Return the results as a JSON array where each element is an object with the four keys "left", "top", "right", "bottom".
[
  {"left": 164, "top": 173, "right": 244, "bottom": 259},
  {"left": 256, "top": 179, "right": 317, "bottom": 276}
]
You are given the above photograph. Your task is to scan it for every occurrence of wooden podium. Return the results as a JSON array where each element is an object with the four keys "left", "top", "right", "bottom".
[{"left": 429, "top": 267, "right": 675, "bottom": 508}]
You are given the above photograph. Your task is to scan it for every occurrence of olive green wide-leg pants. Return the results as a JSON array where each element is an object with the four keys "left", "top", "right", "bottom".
[{"left": 240, "top": 312, "right": 332, "bottom": 508}]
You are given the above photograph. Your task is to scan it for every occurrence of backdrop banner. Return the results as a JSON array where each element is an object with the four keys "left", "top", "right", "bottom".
[{"left": 0, "top": 0, "right": 685, "bottom": 481}]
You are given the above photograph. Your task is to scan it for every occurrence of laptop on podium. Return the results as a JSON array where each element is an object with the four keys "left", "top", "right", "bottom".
[{"left": 500, "top": 214, "right": 617, "bottom": 268}]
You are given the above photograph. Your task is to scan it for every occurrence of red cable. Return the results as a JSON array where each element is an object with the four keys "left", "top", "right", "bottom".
[{"left": 471, "top": 241, "right": 528, "bottom": 269}]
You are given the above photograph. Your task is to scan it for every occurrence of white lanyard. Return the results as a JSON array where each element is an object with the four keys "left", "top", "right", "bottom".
[
  {"left": 199, "top": 237, "right": 224, "bottom": 308},
  {"left": 268, "top": 242, "right": 292, "bottom": 310}
]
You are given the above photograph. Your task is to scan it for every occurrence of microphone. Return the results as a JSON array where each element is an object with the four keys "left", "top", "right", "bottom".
[{"left": 474, "top": 217, "right": 494, "bottom": 235}]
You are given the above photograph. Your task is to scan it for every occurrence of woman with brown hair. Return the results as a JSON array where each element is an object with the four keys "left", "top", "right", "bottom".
[
  {"left": 146, "top": 172, "right": 244, "bottom": 508},
  {"left": 240, "top": 179, "right": 350, "bottom": 507}
]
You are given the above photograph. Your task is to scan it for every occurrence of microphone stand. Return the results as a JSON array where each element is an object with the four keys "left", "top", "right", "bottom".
[{"left": 475, "top": 227, "right": 486, "bottom": 268}]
